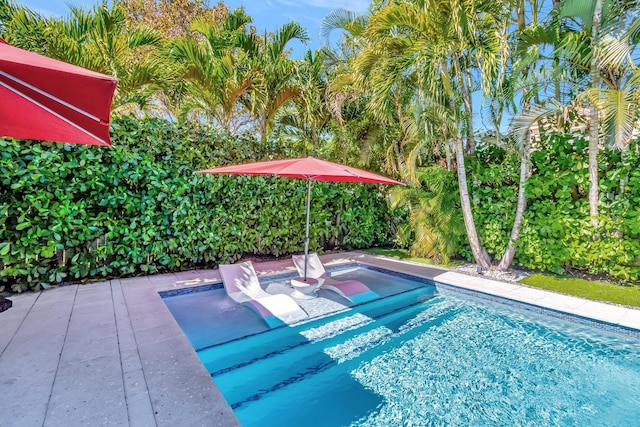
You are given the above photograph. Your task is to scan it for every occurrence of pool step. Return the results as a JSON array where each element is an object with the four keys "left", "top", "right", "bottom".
[
  {"left": 199, "top": 285, "right": 435, "bottom": 375},
  {"left": 212, "top": 297, "right": 430, "bottom": 383},
  {"left": 215, "top": 298, "right": 461, "bottom": 409}
]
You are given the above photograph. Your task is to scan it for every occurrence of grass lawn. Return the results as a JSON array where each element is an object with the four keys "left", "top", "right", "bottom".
[
  {"left": 365, "top": 248, "right": 464, "bottom": 267},
  {"left": 520, "top": 274, "right": 640, "bottom": 308}
]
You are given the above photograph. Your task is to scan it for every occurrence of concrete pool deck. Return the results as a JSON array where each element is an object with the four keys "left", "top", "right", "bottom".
[{"left": 2, "top": 251, "right": 640, "bottom": 426}]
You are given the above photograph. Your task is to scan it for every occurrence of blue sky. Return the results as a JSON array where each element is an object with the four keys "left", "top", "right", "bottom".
[{"left": 19, "top": 0, "right": 369, "bottom": 56}]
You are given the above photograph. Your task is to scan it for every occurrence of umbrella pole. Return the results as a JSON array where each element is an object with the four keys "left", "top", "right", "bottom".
[{"left": 303, "top": 179, "right": 312, "bottom": 280}]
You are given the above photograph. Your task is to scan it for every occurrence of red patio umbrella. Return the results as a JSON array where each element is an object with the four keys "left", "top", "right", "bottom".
[
  {"left": 0, "top": 38, "right": 117, "bottom": 146},
  {"left": 197, "top": 157, "right": 403, "bottom": 280}
]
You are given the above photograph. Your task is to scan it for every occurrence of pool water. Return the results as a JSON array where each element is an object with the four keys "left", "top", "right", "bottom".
[
  {"left": 162, "top": 267, "right": 428, "bottom": 349},
  {"left": 164, "top": 267, "right": 640, "bottom": 426}
]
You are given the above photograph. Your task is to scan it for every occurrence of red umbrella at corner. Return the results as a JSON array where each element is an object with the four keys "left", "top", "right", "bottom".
[
  {"left": 0, "top": 38, "right": 117, "bottom": 146},
  {"left": 196, "top": 156, "right": 403, "bottom": 280}
]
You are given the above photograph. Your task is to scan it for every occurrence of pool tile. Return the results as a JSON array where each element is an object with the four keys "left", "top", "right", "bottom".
[{"left": 434, "top": 271, "right": 521, "bottom": 295}]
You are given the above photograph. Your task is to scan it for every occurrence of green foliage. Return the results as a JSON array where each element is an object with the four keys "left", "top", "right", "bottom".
[
  {"left": 468, "top": 132, "right": 640, "bottom": 281},
  {"left": 389, "top": 166, "right": 465, "bottom": 264},
  {"left": 0, "top": 117, "right": 392, "bottom": 292}
]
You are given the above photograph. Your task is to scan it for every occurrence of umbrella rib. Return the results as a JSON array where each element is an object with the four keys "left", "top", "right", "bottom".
[
  {"left": 0, "top": 70, "right": 103, "bottom": 123},
  {"left": 343, "top": 169, "right": 362, "bottom": 178},
  {"left": 0, "top": 79, "right": 108, "bottom": 145}
]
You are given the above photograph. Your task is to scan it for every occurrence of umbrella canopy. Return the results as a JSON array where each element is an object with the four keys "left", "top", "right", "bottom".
[
  {"left": 0, "top": 38, "right": 118, "bottom": 146},
  {"left": 197, "top": 157, "right": 403, "bottom": 280}
]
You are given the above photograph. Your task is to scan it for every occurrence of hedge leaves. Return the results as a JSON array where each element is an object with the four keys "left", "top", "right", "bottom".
[{"left": 1, "top": 117, "right": 391, "bottom": 292}]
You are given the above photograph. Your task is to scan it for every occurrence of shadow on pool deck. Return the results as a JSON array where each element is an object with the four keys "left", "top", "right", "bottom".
[{"left": 1, "top": 251, "right": 639, "bottom": 426}]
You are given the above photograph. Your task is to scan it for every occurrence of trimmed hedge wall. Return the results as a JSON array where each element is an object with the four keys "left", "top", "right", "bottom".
[{"left": 1, "top": 117, "right": 392, "bottom": 292}]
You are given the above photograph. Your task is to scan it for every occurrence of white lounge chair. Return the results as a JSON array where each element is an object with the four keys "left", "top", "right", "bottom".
[
  {"left": 292, "top": 253, "right": 378, "bottom": 304},
  {"left": 219, "top": 261, "right": 308, "bottom": 327}
]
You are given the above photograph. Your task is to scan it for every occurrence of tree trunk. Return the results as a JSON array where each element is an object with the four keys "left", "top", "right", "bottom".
[
  {"left": 260, "top": 114, "right": 268, "bottom": 141},
  {"left": 464, "top": 71, "right": 475, "bottom": 154},
  {"left": 588, "top": 103, "right": 599, "bottom": 225},
  {"left": 588, "top": 0, "right": 604, "bottom": 226},
  {"left": 496, "top": 0, "right": 532, "bottom": 272},
  {"left": 445, "top": 141, "right": 453, "bottom": 171},
  {"left": 455, "top": 137, "right": 491, "bottom": 269},
  {"left": 497, "top": 133, "right": 530, "bottom": 271},
  {"left": 454, "top": 58, "right": 476, "bottom": 155},
  {"left": 552, "top": 0, "right": 562, "bottom": 103}
]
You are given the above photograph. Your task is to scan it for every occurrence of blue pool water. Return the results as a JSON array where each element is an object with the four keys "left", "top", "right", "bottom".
[{"left": 163, "top": 267, "right": 640, "bottom": 426}]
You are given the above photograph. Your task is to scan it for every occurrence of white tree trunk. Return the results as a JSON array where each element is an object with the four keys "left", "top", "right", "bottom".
[
  {"left": 588, "top": 0, "right": 604, "bottom": 226},
  {"left": 497, "top": 134, "right": 530, "bottom": 271},
  {"left": 455, "top": 138, "right": 491, "bottom": 269},
  {"left": 497, "top": 1, "right": 530, "bottom": 272}
]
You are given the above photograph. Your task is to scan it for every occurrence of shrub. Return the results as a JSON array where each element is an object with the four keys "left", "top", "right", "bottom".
[
  {"left": 468, "top": 133, "right": 640, "bottom": 281},
  {"left": 0, "top": 117, "right": 392, "bottom": 292}
]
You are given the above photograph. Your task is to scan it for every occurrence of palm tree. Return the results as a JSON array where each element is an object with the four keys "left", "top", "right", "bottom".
[
  {"left": 496, "top": 0, "right": 640, "bottom": 268},
  {"left": 354, "top": 0, "right": 511, "bottom": 269},
  {"left": 558, "top": 0, "right": 640, "bottom": 225},
  {"left": 389, "top": 166, "right": 465, "bottom": 264},
  {"left": 243, "top": 22, "right": 310, "bottom": 140},
  {"left": 588, "top": 0, "right": 604, "bottom": 225},
  {"left": 584, "top": 1, "right": 640, "bottom": 151},
  {"left": 320, "top": 9, "right": 394, "bottom": 168},
  {"left": 275, "top": 50, "right": 331, "bottom": 151},
  {"left": 0, "top": 1, "right": 53, "bottom": 51},
  {"left": 167, "top": 8, "right": 256, "bottom": 132},
  {"left": 494, "top": 0, "right": 542, "bottom": 271}
]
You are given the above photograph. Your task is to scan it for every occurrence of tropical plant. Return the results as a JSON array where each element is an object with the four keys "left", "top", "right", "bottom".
[
  {"left": 274, "top": 50, "right": 331, "bottom": 151},
  {"left": 244, "top": 21, "right": 310, "bottom": 140},
  {"left": 350, "top": 0, "right": 514, "bottom": 269},
  {"left": 470, "top": 133, "right": 640, "bottom": 281},
  {"left": 388, "top": 167, "right": 464, "bottom": 263},
  {"left": 1, "top": 2, "right": 167, "bottom": 114},
  {"left": 320, "top": 26, "right": 392, "bottom": 167},
  {"left": 493, "top": 0, "right": 540, "bottom": 271},
  {"left": 166, "top": 7, "right": 256, "bottom": 132},
  {"left": 558, "top": 0, "right": 640, "bottom": 224}
]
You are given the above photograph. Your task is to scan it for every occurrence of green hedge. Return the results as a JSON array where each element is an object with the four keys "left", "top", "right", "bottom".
[
  {"left": 0, "top": 117, "right": 392, "bottom": 292},
  {"left": 468, "top": 133, "right": 640, "bottom": 281}
]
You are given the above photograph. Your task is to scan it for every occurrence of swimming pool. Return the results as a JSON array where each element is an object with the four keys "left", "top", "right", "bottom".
[{"left": 162, "top": 265, "right": 640, "bottom": 426}]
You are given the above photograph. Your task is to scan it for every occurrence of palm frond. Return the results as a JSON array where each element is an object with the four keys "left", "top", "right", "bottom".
[
  {"left": 508, "top": 100, "right": 562, "bottom": 150},
  {"left": 585, "top": 87, "right": 637, "bottom": 150},
  {"left": 320, "top": 8, "right": 368, "bottom": 44},
  {"left": 560, "top": 0, "right": 596, "bottom": 28},
  {"left": 269, "top": 21, "right": 309, "bottom": 58},
  {"left": 598, "top": 33, "right": 633, "bottom": 69}
]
